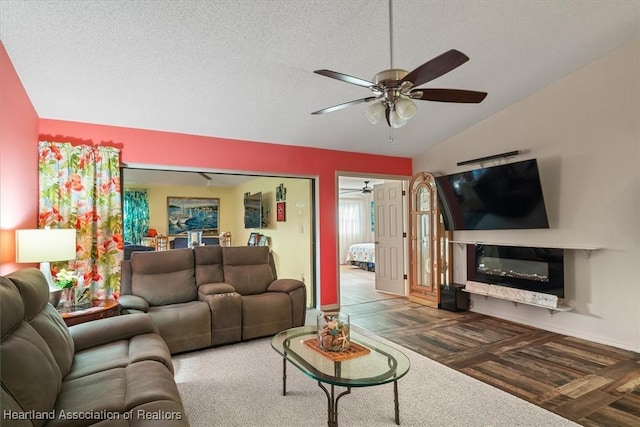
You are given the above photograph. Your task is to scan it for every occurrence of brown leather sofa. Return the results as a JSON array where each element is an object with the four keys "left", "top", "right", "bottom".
[
  {"left": 0, "top": 268, "right": 189, "bottom": 427},
  {"left": 118, "top": 246, "right": 307, "bottom": 354}
]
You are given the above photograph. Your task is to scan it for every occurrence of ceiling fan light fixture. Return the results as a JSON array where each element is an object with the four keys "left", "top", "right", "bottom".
[
  {"left": 395, "top": 97, "right": 417, "bottom": 120},
  {"left": 364, "top": 102, "right": 385, "bottom": 125},
  {"left": 390, "top": 109, "right": 407, "bottom": 128}
]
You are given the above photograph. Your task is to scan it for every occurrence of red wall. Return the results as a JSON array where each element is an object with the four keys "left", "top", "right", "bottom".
[
  {"left": 38, "top": 120, "right": 412, "bottom": 306},
  {"left": 0, "top": 42, "right": 39, "bottom": 275}
]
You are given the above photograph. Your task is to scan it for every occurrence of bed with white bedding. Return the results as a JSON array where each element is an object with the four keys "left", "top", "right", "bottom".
[{"left": 345, "top": 243, "right": 375, "bottom": 271}]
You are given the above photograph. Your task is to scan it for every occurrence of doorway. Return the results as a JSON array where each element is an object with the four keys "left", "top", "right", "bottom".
[
  {"left": 337, "top": 175, "right": 409, "bottom": 308},
  {"left": 121, "top": 166, "right": 318, "bottom": 308}
]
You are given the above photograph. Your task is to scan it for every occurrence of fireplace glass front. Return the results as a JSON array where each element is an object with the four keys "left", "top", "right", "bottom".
[{"left": 468, "top": 244, "right": 564, "bottom": 298}]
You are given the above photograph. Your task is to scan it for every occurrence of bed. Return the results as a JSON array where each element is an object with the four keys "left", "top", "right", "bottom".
[{"left": 345, "top": 243, "right": 375, "bottom": 271}]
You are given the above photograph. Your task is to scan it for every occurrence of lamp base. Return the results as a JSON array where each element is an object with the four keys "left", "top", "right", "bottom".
[
  {"left": 39, "top": 261, "right": 58, "bottom": 291},
  {"left": 40, "top": 262, "right": 63, "bottom": 307}
]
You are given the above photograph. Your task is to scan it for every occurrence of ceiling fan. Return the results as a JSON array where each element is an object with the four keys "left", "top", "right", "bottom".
[
  {"left": 198, "top": 172, "right": 213, "bottom": 187},
  {"left": 311, "top": 0, "right": 487, "bottom": 130},
  {"left": 340, "top": 181, "right": 373, "bottom": 195}
]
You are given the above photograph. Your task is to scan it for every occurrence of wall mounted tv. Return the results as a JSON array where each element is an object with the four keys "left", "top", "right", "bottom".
[
  {"left": 244, "top": 192, "right": 262, "bottom": 229},
  {"left": 435, "top": 159, "right": 549, "bottom": 231}
]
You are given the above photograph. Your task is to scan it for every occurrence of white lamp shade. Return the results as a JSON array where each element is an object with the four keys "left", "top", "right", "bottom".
[
  {"left": 390, "top": 110, "right": 407, "bottom": 128},
  {"left": 364, "top": 102, "right": 385, "bottom": 125},
  {"left": 15, "top": 229, "right": 77, "bottom": 263},
  {"left": 395, "top": 98, "right": 417, "bottom": 120}
]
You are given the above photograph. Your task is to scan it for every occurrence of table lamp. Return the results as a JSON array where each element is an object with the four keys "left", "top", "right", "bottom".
[{"left": 15, "top": 228, "right": 77, "bottom": 291}]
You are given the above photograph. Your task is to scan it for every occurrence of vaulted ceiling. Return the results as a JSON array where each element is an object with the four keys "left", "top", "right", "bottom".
[{"left": 1, "top": 1, "right": 638, "bottom": 157}]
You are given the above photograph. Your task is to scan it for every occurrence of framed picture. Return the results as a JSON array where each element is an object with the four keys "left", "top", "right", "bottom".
[
  {"left": 247, "top": 232, "right": 260, "bottom": 246},
  {"left": 258, "top": 235, "right": 268, "bottom": 246},
  {"left": 167, "top": 197, "right": 219, "bottom": 236},
  {"left": 277, "top": 201, "right": 286, "bottom": 222},
  {"left": 74, "top": 285, "right": 91, "bottom": 308}
]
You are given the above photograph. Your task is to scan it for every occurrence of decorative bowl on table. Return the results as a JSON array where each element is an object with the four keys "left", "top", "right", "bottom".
[{"left": 317, "top": 312, "right": 350, "bottom": 352}]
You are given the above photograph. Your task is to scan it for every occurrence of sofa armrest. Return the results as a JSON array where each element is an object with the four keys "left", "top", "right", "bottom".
[
  {"left": 70, "top": 313, "right": 159, "bottom": 352},
  {"left": 268, "top": 278, "right": 305, "bottom": 293},
  {"left": 118, "top": 294, "right": 149, "bottom": 312},
  {"left": 198, "top": 282, "right": 236, "bottom": 298}
]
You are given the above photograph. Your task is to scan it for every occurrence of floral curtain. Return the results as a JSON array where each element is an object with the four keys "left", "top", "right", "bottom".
[
  {"left": 38, "top": 141, "right": 123, "bottom": 300},
  {"left": 123, "top": 189, "right": 150, "bottom": 244}
]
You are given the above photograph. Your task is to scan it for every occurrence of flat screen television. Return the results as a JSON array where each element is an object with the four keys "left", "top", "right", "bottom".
[
  {"left": 244, "top": 192, "right": 262, "bottom": 229},
  {"left": 435, "top": 159, "right": 549, "bottom": 231}
]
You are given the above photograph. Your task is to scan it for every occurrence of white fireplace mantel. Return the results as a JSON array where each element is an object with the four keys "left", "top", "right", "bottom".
[{"left": 448, "top": 240, "right": 601, "bottom": 257}]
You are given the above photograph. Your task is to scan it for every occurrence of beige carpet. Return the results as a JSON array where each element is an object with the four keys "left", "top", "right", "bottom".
[{"left": 173, "top": 322, "right": 578, "bottom": 426}]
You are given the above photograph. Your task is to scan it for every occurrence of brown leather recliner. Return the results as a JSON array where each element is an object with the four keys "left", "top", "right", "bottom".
[
  {"left": 119, "top": 246, "right": 306, "bottom": 354},
  {"left": 0, "top": 268, "right": 188, "bottom": 427}
]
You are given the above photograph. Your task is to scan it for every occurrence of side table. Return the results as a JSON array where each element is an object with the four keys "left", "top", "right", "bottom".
[{"left": 61, "top": 299, "right": 119, "bottom": 327}]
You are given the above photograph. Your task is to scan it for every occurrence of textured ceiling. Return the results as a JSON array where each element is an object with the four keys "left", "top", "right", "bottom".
[{"left": 1, "top": 1, "right": 638, "bottom": 158}]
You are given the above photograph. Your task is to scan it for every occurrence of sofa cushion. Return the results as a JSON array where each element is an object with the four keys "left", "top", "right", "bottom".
[
  {"left": 5, "top": 268, "right": 50, "bottom": 320},
  {"left": 1, "top": 278, "right": 61, "bottom": 426},
  {"left": 6, "top": 269, "right": 75, "bottom": 378},
  {"left": 0, "top": 277, "right": 24, "bottom": 338},
  {"left": 241, "top": 292, "right": 292, "bottom": 340},
  {"left": 148, "top": 301, "right": 211, "bottom": 354},
  {"left": 131, "top": 249, "right": 197, "bottom": 306},
  {"left": 194, "top": 245, "right": 224, "bottom": 285},
  {"left": 222, "top": 246, "right": 275, "bottom": 295},
  {"left": 65, "top": 314, "right": 174, "bottom": 380},
  {"left": 51, "top": 361, "right": 187, "bottom": 427}
]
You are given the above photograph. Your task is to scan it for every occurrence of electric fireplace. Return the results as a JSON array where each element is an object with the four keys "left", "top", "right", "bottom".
[{"left": 467, "top": 244, "right": 564, "bottom": 298}]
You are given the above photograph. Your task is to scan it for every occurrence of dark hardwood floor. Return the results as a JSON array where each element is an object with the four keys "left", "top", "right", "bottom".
[{"left": 340, "top": 266, "right": 640, "bottom": 426}]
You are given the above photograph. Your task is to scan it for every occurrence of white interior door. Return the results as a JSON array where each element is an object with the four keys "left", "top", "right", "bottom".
[{"left": 374, "top": 181, "right": 405, "bottom": 295}]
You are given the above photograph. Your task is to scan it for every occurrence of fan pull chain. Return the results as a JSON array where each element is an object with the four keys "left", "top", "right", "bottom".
[{"left": 388, "top": 127, "right": 395, "bottom": 144}]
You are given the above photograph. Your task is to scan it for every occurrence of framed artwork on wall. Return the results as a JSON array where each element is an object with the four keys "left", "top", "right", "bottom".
[
  {"left": 167, "top": 197, "right": 219, "bottom": 235},
  {"left": 247, "top": 232, "right": 260, "bottom": 246},
  {"left": 277, "top": 202, "right": 286, "bottom": 222}
]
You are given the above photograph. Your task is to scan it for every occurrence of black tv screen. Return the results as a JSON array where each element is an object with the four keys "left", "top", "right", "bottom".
[
  {"left": 244, "top": 192, "right": 262, "bottom": 229},
  {"left": 435, "top": 159, "right": 549, "bottom": 231}
]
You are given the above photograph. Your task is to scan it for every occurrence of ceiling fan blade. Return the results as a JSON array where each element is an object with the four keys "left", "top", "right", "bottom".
[
  {"left": 401, "top": 49, "right": 469, "bottom": 88},
  {"left": 314, "top": 70, "right": 378, "bottom": 89},
  {"left": 385, "top": 105, "right": 391, "bottom": 127},
  {"left": 311, "top": 97, "right": 377, "bottom": 115},
  {"left": 413, "top": 88, "right": 487, "bottom": 103}
]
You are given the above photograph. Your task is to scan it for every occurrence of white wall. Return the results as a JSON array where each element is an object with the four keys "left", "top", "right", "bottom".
[{"left": 413, "top": 40, "right": 640, "bottom": 352}]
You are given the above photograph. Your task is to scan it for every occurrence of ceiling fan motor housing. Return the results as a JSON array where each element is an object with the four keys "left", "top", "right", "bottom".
[{"left": 373, "top": 69, "right": 408, "bottom": 87}]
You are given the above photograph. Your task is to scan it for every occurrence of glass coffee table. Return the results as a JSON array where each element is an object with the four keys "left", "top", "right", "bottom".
[{"left": 271, "top": 326, "right": 410, "bottom": 427}]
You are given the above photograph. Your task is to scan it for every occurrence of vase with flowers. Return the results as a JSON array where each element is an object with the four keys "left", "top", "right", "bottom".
[{"left": 55, "top": 268, "right": 77, "bottom": 311}]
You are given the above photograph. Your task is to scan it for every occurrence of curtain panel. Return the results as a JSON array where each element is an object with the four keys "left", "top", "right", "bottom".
[
  {"left": 338, "top": 196, "right": 375, "bottom": 263},
  {"left": 123, "top": 189, "right": 150, "bottom": 245},
  {"left": 38, "top": 141, "right": 123, "bottom": 300}
]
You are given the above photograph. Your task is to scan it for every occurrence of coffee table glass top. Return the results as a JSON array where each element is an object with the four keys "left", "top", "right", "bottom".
[{"left": 271, "top": 326, "right": 410, "bottom": 387}]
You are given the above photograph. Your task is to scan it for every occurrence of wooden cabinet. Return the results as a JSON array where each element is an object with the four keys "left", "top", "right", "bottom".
[{"left": 408, "top": 172, "right": 452, "bottom": 307}]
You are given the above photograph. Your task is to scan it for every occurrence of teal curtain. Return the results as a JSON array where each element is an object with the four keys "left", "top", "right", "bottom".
[{"left": 123, "top": 189, "right": 149, "bottom": 244}]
